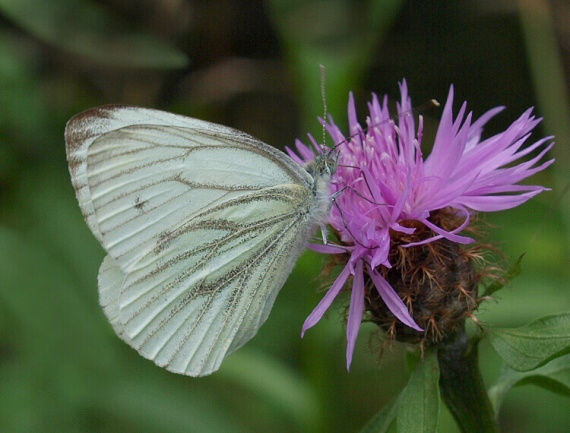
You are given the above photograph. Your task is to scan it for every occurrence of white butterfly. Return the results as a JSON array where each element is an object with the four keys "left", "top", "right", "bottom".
[{"left": 65, "top": 106, "right": 335, "bottom": 376}]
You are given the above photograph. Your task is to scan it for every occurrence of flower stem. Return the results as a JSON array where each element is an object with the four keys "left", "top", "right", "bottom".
[{"left": 437, "top": 326, "right": 499, "bottom": 433}]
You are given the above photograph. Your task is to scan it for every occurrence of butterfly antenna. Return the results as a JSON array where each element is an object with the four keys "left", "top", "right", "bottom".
[
  {"left": 392, "top": 98, "right": 440, "bottom": 123},
  {"left": 330, "top": 193, "right": 379, "bottom": 251},
  {"left": 320, "top": 64, "right": 327, "bottom": 149}
]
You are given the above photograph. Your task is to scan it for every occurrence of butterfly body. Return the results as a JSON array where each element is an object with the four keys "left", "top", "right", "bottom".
[{"left": 65, "top": 106, "right": 334, "bottom": 376}]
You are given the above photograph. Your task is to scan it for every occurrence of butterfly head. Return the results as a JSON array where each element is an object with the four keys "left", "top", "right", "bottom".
[{"left": 305, "top": 147, "right": 338, "bottom": 180}]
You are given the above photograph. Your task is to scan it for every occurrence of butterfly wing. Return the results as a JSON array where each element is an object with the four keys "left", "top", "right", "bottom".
[
  {"left": 65, "top": 106, "right": 305, "bottom": 243},
  {"left": 66, "top": 107, "right": 318, "bottom": 376}
]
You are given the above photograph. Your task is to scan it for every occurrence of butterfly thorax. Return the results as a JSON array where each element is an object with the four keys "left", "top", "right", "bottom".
[{"left": 304, "top": 152, "right": 337, "bottom": 225}]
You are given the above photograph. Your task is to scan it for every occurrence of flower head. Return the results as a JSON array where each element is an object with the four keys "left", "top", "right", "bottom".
[{"left": 289, "top": 81, "right": 554, "bottom": 370}]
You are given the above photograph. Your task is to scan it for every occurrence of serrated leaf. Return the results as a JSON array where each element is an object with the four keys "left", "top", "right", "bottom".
[
  {"left": 488, "top": 312, "right": 570, "bottom": 371},
  {"left": 0, "top": 0, "right": 188, "bottom": 68},
  {"left": 484, "top": 254, "right": 524, "bottom": 296},
  {"left": 359, "top": 392, "right": 403, "bottom": 433},
  {"left": 397, "top": 349, "right": 440, "bottom": 433},
  {"left": 489, "top": 354, "right": 570, "bottom": 414}
]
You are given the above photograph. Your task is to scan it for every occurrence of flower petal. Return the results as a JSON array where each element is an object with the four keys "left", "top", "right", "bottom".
[
  {"left": 367, "top": 266, "right": 422, "bottom": 331},
  {"left": 422, "top": 216, "right": 473, "bottom": 244},
  {"left": 307, "top": 242, "right": 349, "bottom": 254},
  {"left": 346, "top": 260, "right": 365, "bottom": 370},
  {"left": 301, "top": 264, "right": 351, "bottom": 336},
  {"left": 285, "top": 145, "right": 305, "bottom": 166},
  {"left": 291, "top": 81, "right": 553, "bottom": 363}
]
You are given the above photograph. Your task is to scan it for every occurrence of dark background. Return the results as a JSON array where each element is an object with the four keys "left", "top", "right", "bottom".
[{"left": 0, "top": 1, "right": 568, "bottom": 432}]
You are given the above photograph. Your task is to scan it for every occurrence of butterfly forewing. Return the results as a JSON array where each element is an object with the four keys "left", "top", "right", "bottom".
[
  {"left": 66, "top": 106, "right": 242, "bottom": 243},
  {"left": 65, "top": 106, "right": 321, "bottom": 376},
  {"left": 84, "top": 123, "right": 311, "bottom": 268}
]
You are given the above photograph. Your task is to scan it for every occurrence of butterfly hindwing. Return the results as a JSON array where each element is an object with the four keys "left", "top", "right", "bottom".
[{"left": 116, "top": 185, "right": 311, "bottom": 375}]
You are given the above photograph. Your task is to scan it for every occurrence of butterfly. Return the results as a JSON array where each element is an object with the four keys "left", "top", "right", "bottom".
[{"left": 65, "top": 106, "right": 336, "bottom": 376}]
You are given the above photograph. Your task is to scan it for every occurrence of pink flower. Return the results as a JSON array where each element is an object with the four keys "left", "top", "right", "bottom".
[{"left": 289, "top": 81, "right": 554, "bottom": 370}]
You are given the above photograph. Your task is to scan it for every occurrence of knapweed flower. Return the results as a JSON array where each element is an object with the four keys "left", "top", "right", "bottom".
[{"left": 288, "top": 81, "right": 554, "bottom": 370}]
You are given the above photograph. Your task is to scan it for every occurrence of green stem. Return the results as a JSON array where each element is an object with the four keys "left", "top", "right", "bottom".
[{"left": 437, "top": 327, "right": 499, "bottom": 433}]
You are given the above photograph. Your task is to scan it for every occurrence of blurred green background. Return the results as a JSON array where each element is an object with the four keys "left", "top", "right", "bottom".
[{"left": 0, "top": 1, "right": 568, "bottom": 432}]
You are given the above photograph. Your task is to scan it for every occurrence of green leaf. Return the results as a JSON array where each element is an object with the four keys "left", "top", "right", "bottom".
[
  {"left": 489, "top": 354, "right": 570, "bottom": 415},
  {"left": 359, "top": 392, "right": 403, "bottom": 433},
  {"left": 483, "top": 253, "right": 524, "bottom": 296},
  {"left": 397, "top": 349, "right": 440, "bottom": 433},
  {"left": 0, "top": 227, "right": 248, "bottom": 433},
  {"left": 217, "top": 349, "right": 321, "bottom": 431},
  {"left": 487, "top": 312, "right": 570, "bottom": 371},
  {"left": 0, "top": 0, "right": 188, "bottom": 68},
  {"left": 0, "top": 226, "right": 115, "bottom": 369},
  {"left": 16, "top": 166, "right": 105, "bottom": 294},
  {"left": 0, "top": 31, "right": 54, "bottom": 151},
  {"left": 266, "top": 0, "right": 406, "bottom": 135},
  {"left": 96, "top": 376, "right": 247, "bottom": 433},
  {"left": 404, "top": 348, "right": 421, "bottom": 373},
  {"left": 0, "top": 226, "right": 116, "bottom": 428}
]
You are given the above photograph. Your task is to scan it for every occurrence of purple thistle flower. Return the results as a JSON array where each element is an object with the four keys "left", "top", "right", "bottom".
[{"left": 288, "top": 81, "right": 554, "bottom": 370}]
